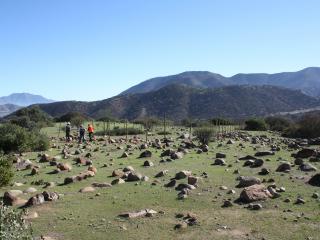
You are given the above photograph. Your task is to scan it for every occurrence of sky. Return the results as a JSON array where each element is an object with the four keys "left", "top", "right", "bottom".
[{"left": 0, "top": 0, "right": 319, "bottom": 101}]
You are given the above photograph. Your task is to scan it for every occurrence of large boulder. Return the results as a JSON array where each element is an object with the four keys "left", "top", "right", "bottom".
[
  {"left": 126, "top": 172, "right": 143, "bottom": 182},
  {"left": 276, "top": 162, "right": 291, "bottom": 172},
  {"left": 175, "top": 170, "right": 192, "bottom": 180},
  {"left": 254, "top": 151, "right": 274, "bottom": 157},
  {"left": 139, "top": 150, "right": 152, "bottom": 158},
  {"left": 25, "top": 194, "right": 45, "bottom": 207},
  {"left": 213, "top": 158, "right": 226, "bottom": 166},
  {"left": 42, "top": 191, "right": 59, "bottom": 201},
  {"left": 171, "top": 152, "right": 184, "bottom": 160},
  {"left": 239, "top": 184, "right": 272, "bottom": 203},
  {"left": 299, "top": 163, "right": 317, "bottom": 172},
  {"left": 308, "top": 173, "right": 320, "bottom": 187},
  {"left": 237, "top": 176, "right": 261, "bottom": 188},
  {"left": 296, "top": 148, "right": 317, "bottom": 158}
]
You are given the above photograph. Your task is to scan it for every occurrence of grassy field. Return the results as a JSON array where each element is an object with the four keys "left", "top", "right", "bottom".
[{"left": 1, "top": 124, "right": 320, "bottom": 240}]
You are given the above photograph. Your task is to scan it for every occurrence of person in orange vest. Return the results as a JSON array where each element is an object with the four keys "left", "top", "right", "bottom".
[{"left": 88, "top": 123, "right": 94, "bottom": 141}]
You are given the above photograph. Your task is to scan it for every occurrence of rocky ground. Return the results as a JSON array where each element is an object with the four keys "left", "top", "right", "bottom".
[{"left": 1, "top": 125, "right": 320, "bottom": 240}]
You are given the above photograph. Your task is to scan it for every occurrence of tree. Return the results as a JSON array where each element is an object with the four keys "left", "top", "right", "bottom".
[
  {"left": 0, "top": 153, "right": 14, "bottom": 187},
  {"left": 244, "top": 118, "right": 268, "bottom": 131}
]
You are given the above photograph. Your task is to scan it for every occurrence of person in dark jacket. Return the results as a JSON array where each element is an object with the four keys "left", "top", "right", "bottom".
[
  {"left": 66, "top": 122, "right": 71, "bottom": 142},
  {"left": 79, "top": 125, "right": 85, "bottom": 143}
]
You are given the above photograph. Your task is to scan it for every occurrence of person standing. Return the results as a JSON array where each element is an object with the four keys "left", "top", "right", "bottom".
[
  {"left": 88, "top": 123, "right": 94, "bottom": 141},
  {"left": 79, "top": 125, "right": 85, "bottom": 143},
  {"left": 65, "top": 122, "right": 71, "bottom": 142}
]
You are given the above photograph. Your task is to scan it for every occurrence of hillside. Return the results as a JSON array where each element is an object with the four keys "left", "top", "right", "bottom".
[
  {"left": 0, "top": 93, "right": 55, "bottom": 106},
  {"left": 6, "top": 85, "right": 320, "bottom": 121},
  {"left": 120, "top": 67, "right": 320, "bottom": 97},
  {"left": 0, "top": 104, "right": 21, "bottom": 117}
]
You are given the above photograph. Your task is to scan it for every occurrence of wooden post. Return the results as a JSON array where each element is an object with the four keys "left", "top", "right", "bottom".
[
  {"left": 163, "top": 113, "right": 166, "bottom": 140},
  {"left": 58, "top": 122, "right": 62, "bottom": 139}
]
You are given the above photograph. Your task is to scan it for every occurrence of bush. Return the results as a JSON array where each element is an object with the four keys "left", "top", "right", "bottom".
[
  {"left": 194, "top": 127, "right": 215, "bottom": 145},
  {"left": 284, "top": 114, "right": 320, "bottom": 138},
  {"left": 0, "top": 153, "right": 14, "bottom": 187},
  {"left": 57, "top": 112, "right": 91, "bottom": 127},
  {"left": 244, "top": 118, "right": 268, "bottom": 131},
  {"left": 209, "top": 118, "right": 232, "bottom": 125},
  {"left": 96, "top": 127, "right": 143, "bottom": 136},
  {"left": 9, "top": 106, "right": 53, "bottom": 130},
  {"left": 0, "top": 124, "right": 49, "bottom": 153},
  {"left": 265, "top": 116, "right": 292, "bottom": 132},
  {"left": 0, "top": 205, "right": 33, "bottom": 239}
]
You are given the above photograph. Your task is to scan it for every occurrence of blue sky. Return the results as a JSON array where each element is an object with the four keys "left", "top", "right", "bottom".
[{"left": 0, "top": 0, "right": 319, "bottom": 101}]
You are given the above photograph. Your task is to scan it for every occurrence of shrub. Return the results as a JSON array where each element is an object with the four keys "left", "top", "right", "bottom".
[
  {"left": 0, "top": 153, "right": 14, "bottom": 187},
  {"left": 194, "top": 127, "right": 215, "bottom": 145},
  {"left": 9, "top": 106, "right": 53, "bottom": 130},
  {"left": 0, "top": 205, "right": 33, "bottom": 240},
  {"left": 0, "top": 124, "right": 49, "bottom": 153},
  {"left": 265, "top": 116, "right": 292, "bottom": 132},
  {"left": 244, "top": 118, "right": 268, "bottom": 131},
  {"left": 284, "top": 114, "right": 320, "bottom": 138}
]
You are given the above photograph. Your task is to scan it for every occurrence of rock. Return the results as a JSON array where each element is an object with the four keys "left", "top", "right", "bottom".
[
  {"left": 295, "top": 197, "right": 306, "bottom": 204},
  {"left": 7, "top": 190, "right": 23, "bottom": 197},
  {"left": 126, "top": 172, "right": 143, "bottom": 182},
  {"left": 80, "top": 186, "right": 96, "bottom": 193},
  {"left": 237, "top": 176, "right": 261, "bottom": 188},
  {"left": 254, "top": 151, "right": 274, "bottom": 157},
  {"left": 121, "top": 152, "right": 129, "bottom": 158},
  {"left": 175, "top": 170, "right": 192, "bottom": 180},
  {"left": 276, "top": 162, "right": 291, "bottom": 172},
  {"left": 201, "top": 145, "right": 209, "bottom": 152},
  {"left": 75, "top": 157, "right": 86, "bottom": 165},
  {"left": 140, "top": 143, "right": 148, "bottom": 149},
  {"left": 42, "top": 191, "right": 59, "bottom": 201},
  {"left": 174, "top": 222, "right": 188, "bottom": 230},
  {"left": 188, "top": 176, "right": 200, "bottom": 186},
  {"left": 3, "top": 192, "right": 18, "bottom": 206},
  {"left": 308, "top": 173, "right": 320, "bottom": 187},
  {"left": 239, "top": 155, "right": 257, "bottom": 160},
  {"left": 139, "top": 150, "right": 152, "bottom": 158},
  {"left": 23, "top": 211, "right": 39, "bottom": 220},
  {"left": 112, "top": 169, "right": 125, "bottom": 177},
  {"left": 25, "top": 194, "right": 45, "bottom": 207},
  {"left": 123, "top": 166, "right": 134, "bottom": 172},
  {"left": 16, "top": 159, "right": 33, "bottom": 170},
  {"left": 222, "top": 200, "right": 233, "bottom": 208},
  {"left": 259, "top": 168, "right": 270, "bottom": 175},
  {"left": 213, "top": 158, "right": 226, "bottom": 166},
  {"left": 171, "top": 152, "right": 184, "bottom": 160},
  {"left": 227, "top": 140, "right": 235, "bottom": 144},
  {"left": 216, "top": 153, "right": 226, "bottom": 158},
  {"left": 40, "top": 154, "right": 52, "bottom": 162},
  {"left": 299, "top": 163, "right": 317, "bottom": 172},
  {"left": 251, "top": 159, "right": 264, "bottom": 168},
  {"left": 31, "top": 167, "right": 40, "bottom": 175},
  {"left": 119, "top": 209, "right": 157, "bottom": 218},
  {"left": 155, "top": 170, "right": 168, "bottom": 178},
  {"left": 111, "top": 178, "right": 125, "bottom": 185},
  {"left": 88, "top": 166, "right": 97, "bottom": 174},
  {"left": 23, "top": 187, "right": 37, "bottom": 194},
  {"left": 294, "top": 158, "right": 304, "bottom": 165},
  {"left": 296, "top": 148, "right": 317, "bottom": 158},
  {"left": 143, "top": 160, "right": 154, "bottom": 167},
  {"left": 165, "top": 179, "right": 176, "bottom": 188},
  {"left": 239, "top": 184, "right": 272, "bottom": 203},
  {"left": 142, "top": 176, "right": 149, "bottom": 182},
  {"left": 243, "top": 160, "right": 254, "bottom": 167},
  {"left": 57, "top": 163, "right": 72, "bottom": 171},
  {"left": 312, "top": 192, "right": 319, "bottom": 199},
  {"left": 248, "top": 203, "right": 263, "bottom": 210},
  {"left": 227, "top": 189, "right": 236, "bottom": 194},
  {"left": 92, "top": 182, "right": 112, "bottom": 188},
  {"left": 175, "top": 183, "right": 196, "bottom": 191},
  {"left": 44, "top": 182, "right": 55, "bottom": 188}
]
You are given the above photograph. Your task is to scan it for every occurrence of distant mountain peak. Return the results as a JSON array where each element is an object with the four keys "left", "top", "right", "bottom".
[{"left": 0, "top": 93, "right": 55, "bottom": 107}]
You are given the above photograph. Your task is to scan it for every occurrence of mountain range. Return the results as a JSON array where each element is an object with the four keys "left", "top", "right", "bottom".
[
  {"left": 6, "top": 84, "right": 319, "bottom": 121},
  {"left": 0, "top": 93, "right": 54, "bottom": 117},
  {"left": 4, "top": 67, "right": 320, "bottom": 121},
  {"left": 121, "top": 67, "right": 320, "bottom": 97}
]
